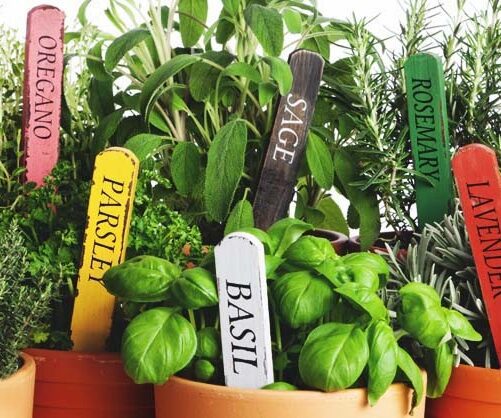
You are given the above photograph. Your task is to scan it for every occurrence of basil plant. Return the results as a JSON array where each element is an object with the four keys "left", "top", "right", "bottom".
[{"left": 104, "top": 218, "right": 480, "bottom": 407}]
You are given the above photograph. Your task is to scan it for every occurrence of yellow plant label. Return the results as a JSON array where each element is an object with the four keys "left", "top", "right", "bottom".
[{"left": 71, "top": 147, "right": 139, "bottom": 351}]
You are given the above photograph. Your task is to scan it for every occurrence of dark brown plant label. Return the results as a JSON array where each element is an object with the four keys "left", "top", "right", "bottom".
[
  {"left": 22, "top": 5, "right": 65, "bottom": 186},
  {"left": 215, "top": 232, "right": 274, "bottom": 388},
  {"left": 405, "top": 53, "right": 453, "bottom": 228},
  {"left": 71, "top": 148, "right": 139, "bottom": 352},
  {"left": 253, "top": 50, "right": 324, "bottom": 230},
  {"left": 453, "top": 144, "right": 501, "bottom": 363}
]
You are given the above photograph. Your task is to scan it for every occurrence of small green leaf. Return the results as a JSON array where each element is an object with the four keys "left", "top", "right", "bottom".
[
  {"left": 306, "top": 132, "right": 334, "bottom": 189},
  {"left": 87, "top": 41, "right": 109, "bottom": 81},
  {"left": 122, "top": 307, "right": 196, "bottom": 384},
  {"left": 239, "top": 228, "right": 273, "bottom": 253},
  {"left": 245, "top": 4, "right": 284, "bottom": 57},
  {"left": 262, "top": 382, "right": 297, "bottom": 390},
  {"left": 267, "top": 218, "right": 313, "bottom": 257},
  {"left": 284, "top": 235, "right": 336, "bottom": 268},
  {"left": 88, "top": 77, "right": 114, "bottom": 120},
  {"left": 263, "top": 56, "right": 293, "bottom": 95},
  {"left": 445, "top": 309, "right": 482, "bottom": 341},
  {"left": 216, "top": 10, "right": 235, "bottom": 44},
  {"left": 196, "top": 327, "right": 220, "bottom": 360},
  {"left": 78, "top": 0, "right": 92, "bottom": 26},
  {"left": 224, "top": 62, "right": 261, "bottom": 83},
  {"left": 170, "top": 267, "right": 218, "bottom": 309},
  {"left": 222, "top": 0, "right": 239, "bottom": 16},
  {"left": 397, "top": 346, "right": 424, "bottom": 410},
  {"left": 124, "top": 134, "right": 164, "bottom": 163},
  {"left": 179, "top": 0, "right": 208, "bottom": 47},
  {"left": 425, "top": 343, "right": 454, "bottom": 398},
  {"left": 283, "top": 9, "right": 302, "bottom": 33},
  {"left": 171, "top": 142, "right": 202, "bottom": 196},
  {"left": 299, "top": 323, "right": 369, "bottom": 391},
  {"left": 189, "top": 51, "right": 234, "bottom": 101},
  {"left": 92, "top": 109, "right": 125, "bottom": 155},
  {"left": 258, "top": 82, "right": 277, "bottom": 106},
  {"left": 204, "top": 120, "right": 247, "bottom": 221},
  {"left": 224, "top": 199, "right": 254, "bottom": 235},
  {"left": 300, "top": 25, "right": 330, "bottom": 60},
  {"left": 105, "top": 28, "right": 151, "bottom": 72},
  {"left": 315, "top": 198, "right": 349, "bottom": 236},
  {"left": 334, "top": 282, "right": 387, "bottom": 320}
]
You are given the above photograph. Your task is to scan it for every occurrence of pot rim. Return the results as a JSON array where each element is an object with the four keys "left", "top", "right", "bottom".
[
  {"left": 0, "top": 352, "right": 36, "bottom": 385},
  {"left": 442, "top": 364, "right": 501, "bottom": 403}
]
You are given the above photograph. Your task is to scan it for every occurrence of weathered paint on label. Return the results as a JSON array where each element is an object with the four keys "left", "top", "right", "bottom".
[
  {"left": 22, "top": 5, "right": 65, "bottom": 186},
  {"left": 453, "top": 144, "right": 501, "bottom": 363},
  {"left": 405, "top": 53, "right": 453, "bottom": 228},
  {"left": 71, "top": 148, "right": 139, "bottom": 352},
  {"left": 215, "top": 232, "right": 274, "bottom": 388}
]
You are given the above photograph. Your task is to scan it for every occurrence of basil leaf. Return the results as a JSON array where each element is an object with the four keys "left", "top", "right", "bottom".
[
  {"left": 170, "top": 267, "right": 218, "bottom": 309},
  {"left": 244, "top": 4, "right": 284, "bottom": 57},
  {"left": 335, "top": 282, "right": 387, "bottom": 320},
  {"left": 306, "top": 132, "right": 334, "bottom": 189},
  {"left": 341, "top": 252, "right": 390, "bottom": 288},
  {"left": 179, "top": 0, "right": 208, "bottom": 47},
  {"left": 262, "top": 382, "right": 297, "bottom": 390},
  {"left": 105, "top": 28, "right": 150, "bottom": 72},
  {"left": 204, "top": 120, "right": 247, "bottom": 221},
  {"left": 397, "top": 346, "right": 424, "bottom": 410},
  {"left": 425, "top": 343, "right": 454, "bottom": 398},
  {"left": 122, "top": 307, "right": 196, "bottom": 384},
  {"left": 196, "top": 327, "right": 220, "bottom": 360},
  {"left": 367, "top": 321, "right": 398, "bottom": 405},
  {"left": 224, "top": 198, "right": 254, "bottom": 235},
  {"left": 264, "top": 255, "right": 284, "bottom": 277},
  {"left": 239, "top": 227, "right": 273, "bottom": 253},
  {"left": 267, "top": 217, "right": 313, "bottom": 257},
  {"left": 274, "top": 271, "right": 333, "bottom": 328},
  {"left": 171, "top": 142, "right": 201, "bottom": 196},
  {"left": 299, "top": 323, "right": 369, "bottom": 391},
  {"left": 445, "top": 309, "right": 482, "bottom": 341},
  {"left": 284, "top": 235, "right": 337, "bottom": 268},
  {"left": 263, "top": 56, "right": 293, "bottom": 95}
]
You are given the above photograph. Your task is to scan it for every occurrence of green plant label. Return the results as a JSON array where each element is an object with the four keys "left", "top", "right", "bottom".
[
  {"left": 405, "top": 53, "right": 453, "bottom": 228},
  {"left": 253, "top": 50, "right": 324, "bottom": 229},
  {"left": 214, "top": 232, "right": 274, "bottom": 388}
]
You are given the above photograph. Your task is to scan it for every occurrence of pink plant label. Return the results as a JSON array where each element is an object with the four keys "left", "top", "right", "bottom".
[
  {"left": 452, "top": 144, "right": 501, "bottom": 363},
  {"left": 22, "top": 5, "right": 65, "bottom": 186}
]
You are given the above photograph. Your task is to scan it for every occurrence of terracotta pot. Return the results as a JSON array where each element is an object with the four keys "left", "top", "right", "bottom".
[
  {"left": 24, "top": 348, "right": 154, "bottom": 418},
  {"left": 155, "top": 375, "right": 426, "bottom": 418},
  {"left": 348, "top": 230, "right": 415, "bottom": 253},
  {"left": 0, "top": 352, "right": 36, "bottom": 418},
  {"left": 426, "top": 365, "right": 501, "bottom": 418},
  {"left": 310, "top": 229, "right": 349, "bottom": 255}
]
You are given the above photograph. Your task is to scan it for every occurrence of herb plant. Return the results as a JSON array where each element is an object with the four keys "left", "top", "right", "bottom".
[{"left": 104, "top": 218, "right": 479, "bottom": 406}]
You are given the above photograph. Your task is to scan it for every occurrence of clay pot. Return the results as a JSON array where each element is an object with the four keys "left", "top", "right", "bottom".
[
  {"left": 0, "top": 352, "right": 36, "bottom": 418},
  {"left": 155, "top": 375, "right": 426, "bottom": 418},
  {"left": 310, "top": 229, "right": 349, "bottom": 255},
  {"left": 348, "top": 230, "right": 415, "bottom": 253},
  {"left": 24, "top": 348, "right": 154, "bottom": 418},
  {"left": 426, "top": 365, "right": 501, "bottom": 418}
]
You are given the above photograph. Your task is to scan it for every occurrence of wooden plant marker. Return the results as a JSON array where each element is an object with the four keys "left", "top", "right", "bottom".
[
  {"left": 71, "top": 148, "right": 139, "bottom": 351},
  {"left": 22, "top": 5, "right": 65, "bottom": 186},
  {"left": 405, "top": 53, "right": 454, "bottom": 228},
  {"left": 253, "top": 50, "right": 324, "bottom": 230},
  {"left": 452, "top": 144, "right": 501, "bottom": 363},
  {"left": 215, "top": 232, "right": 274, "bottom": 388}
]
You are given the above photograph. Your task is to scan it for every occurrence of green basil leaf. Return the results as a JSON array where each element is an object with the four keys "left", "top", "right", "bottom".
[
  {"left": 314, "top": 258, "right": 352, "bottom": 287},
  {"left": 267, "top": 218, "right": 313, "bottom": 257},
  {"left": 103, "top": 256, "right": 181, "bottom": 302},
  {"left": 274, "top": 271, "right": 333, "bottom": 328},
  {"left": 299, "top": 323, "right": 369, "bottom": 391},
  {"left": 224, "top": 198, "right": 254, "bottom": 235},
  {"left": 105, "top": 28, "right": 151, "bottom": 72},
  {"left": 204, "top": 120, "right": 247, "bottom": 221},
  {"left": 263, "top": 56, "right": 293, "bottom": 95},
  {"left": 122, "top": 307, "right": 196, "bottom": 384},
  {"left": 264, "top": 255, "right": 284, "bottom": 277},
  {"left": 262, "top": 382, "right": 297, "bottom": 390},
  {"left": 194, "top": 359, "right": 215, "bottom": 381},
  {"left": 445, "top": 309, "right": 482, "bottom": 341},
  {"left": 139, "top": 54, "right": 200, "bottom": 119},
  {"left": 196, "top": 327, "right": 220, "bottom": 360},
  {"left": 239, "top": 227, "right": 273, "bottom": 253},
  {"left": 124, "top": 134, "right": 164, "bottom": 163},
  {"left": 397, "top": 346, "right": 424, "bottom": 410},
  {"left": 179, "top": 0, "right": 208, "bottom": 47},
  {"left": 315, "top": 198, "right": 349, "bottom": 235},
  {"left": 283, "top": 9, "right": 302, "bottom": 33},
  {"left": 170, "top": 267, "right": 218, "bottom": 309},
  {"left": 367, "top": 321, "right": 398, "bottom": 405},
  {"left": 244, "top": 4, "right": 284, "bottom": 57},
  {"left": 335, "top": 282, "right": 387, "bottom": 320},
  {"left": 189, "top": 51, "right": 234, "bottom": 101},
  {"left": 171, "top": 142, "right": 201, "bottom": 196},
  {"left": 341, "top": 252, "right": 390, "bottom": 288},
  {"left": 425, "top": 343, "right": 454, "bottom": 398},
  {"left": 306, "top": 132, "right": 334, "bottom": 189},
  {"left": 284, "top": 235, "right": 337, "bottom": 268},
  {"left": 224, "top": 62, "right": 262, "bottom": 83}
]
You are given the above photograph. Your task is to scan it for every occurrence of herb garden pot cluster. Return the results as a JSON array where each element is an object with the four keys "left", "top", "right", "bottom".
[{"left": 0, "top": 353, "right": 35, "bottom": 418}]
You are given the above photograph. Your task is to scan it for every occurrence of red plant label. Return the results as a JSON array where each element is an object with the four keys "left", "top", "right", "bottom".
[
  {"left": 453, "top": 144, "right": 501, "bottom": 363},
  {"left": 22, "top": 6, "right": 65, "bottom": 186}
]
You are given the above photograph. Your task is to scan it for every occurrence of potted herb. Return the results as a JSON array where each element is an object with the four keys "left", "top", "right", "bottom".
[
  {"left": 103, "top": 217, "right": 480, "bottom": 418},
  {"left": 0, "top": 222, "right": 61, "bottom": 418}
]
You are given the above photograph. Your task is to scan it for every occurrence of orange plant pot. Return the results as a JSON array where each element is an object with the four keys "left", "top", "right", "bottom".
[
  {"left": 155, "top": 375, "right": 426, "bottom": 418},
  {"left": 426, "top": 365, "right": 501, "bottom": 418},
  {"left": 0, "top": 352, "right": 36, "bottom": 418},
  {"left": 24, "top": 348, "right": 154, "bottom": 418}
]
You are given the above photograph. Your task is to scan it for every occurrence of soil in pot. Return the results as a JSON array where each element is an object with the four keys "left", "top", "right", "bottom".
[
  {"left": 426, "top": 365, "right": 501, "bottom": 418},
  {"left": 155, "top": 375, "right": 426, "bottom": 418},
  {"left": 0, "top": 352, "right": 36, "bottom": 418},
  {"left": 24, "top": 348, "right": 154, "bottom": 418}
]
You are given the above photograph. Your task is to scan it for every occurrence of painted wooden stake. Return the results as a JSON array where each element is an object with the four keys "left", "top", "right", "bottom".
[
  {"left": 253, "top": 50, "right": 324, "bottom": 230},
  {"left": 22, "top": 5, "right": 65, "bottom": 186},
  {"left": 452, "top": 144, "right": 501, "bottom": 363},
  {"left": 71, "top": 148, "right": 139, "bottom": 352},
  {"left": 405, "top": 53, "right": 454, "bottom": 228},
  {"left": 215, "top": 232, "right": 274, "bottom": 388}
]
